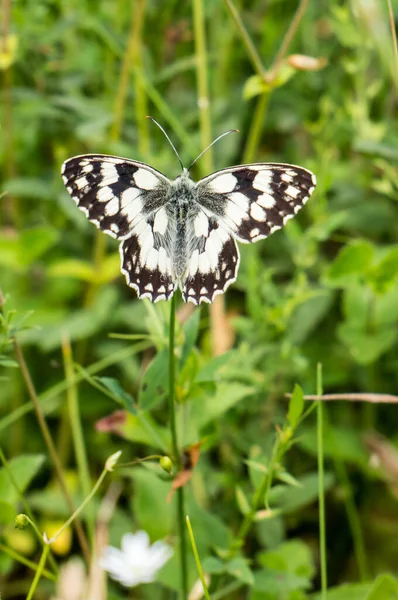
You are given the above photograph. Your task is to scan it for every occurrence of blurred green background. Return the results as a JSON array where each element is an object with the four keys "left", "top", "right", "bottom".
[{"left": 1, "top": 0, "right": 398, "bottom": 598}]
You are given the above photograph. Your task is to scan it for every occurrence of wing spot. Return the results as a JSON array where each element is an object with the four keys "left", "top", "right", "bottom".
[
  {"left": 97, "top": 186, "right": 114, "bottom": 203},
  {"left": 209, "top": 173, "right": 237, "bottom": 193},
  {"left": 281, "top": 173, "right": 293, "bottom": 183},
  {"left": 250, "top": 203, "right": 266, "bottom": 221},
  {"left": 257, "top": 193, "right": 276, "bottom": 209},
  {"left": 285, "top": 185, "right": 300, "bottom": 199},
  {"left": 105, "top": 197, "right": 119, "bottom": 216},
  {"left": 75, "top": 176, "right": 88, "bottom": 190},
  {"left": 134, "top": 168, "right": 160, "bottom": 190}
]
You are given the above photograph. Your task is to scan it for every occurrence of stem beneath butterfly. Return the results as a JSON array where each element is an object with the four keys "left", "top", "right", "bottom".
[{"left": 168, "top": 294, "right": 188, "bottom": 599}]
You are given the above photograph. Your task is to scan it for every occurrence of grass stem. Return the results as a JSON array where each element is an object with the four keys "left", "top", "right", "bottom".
[
  {"left": 62, "top": 336, "right": 94, "bottom": 545},
  {"left": 186, "top": 516, "right": 211, "bottom": 600},
  {"left": 13, "top": 338, "right": 91, "bottom": 564},
  {"left": 317, "top": 363, "right": 327, "bottom": 598},
  {"left": 168, "top": 295, "right": 188, "bottom": 599},
  {"left": 25, "top": 544, "right": 50, "bottom": 600}
]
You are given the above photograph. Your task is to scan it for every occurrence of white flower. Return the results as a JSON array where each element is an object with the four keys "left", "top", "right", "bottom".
[{"left": 99, "top": 531, "right": 173, "bottom": 587}]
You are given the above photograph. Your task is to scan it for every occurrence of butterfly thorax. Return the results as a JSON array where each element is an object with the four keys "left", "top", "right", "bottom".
[{"left": 166, "top": 170, "right": 200, "bottom": 280}]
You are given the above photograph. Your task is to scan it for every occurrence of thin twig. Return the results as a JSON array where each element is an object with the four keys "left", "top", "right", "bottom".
[
  {"left": 13, "top": 338, "right": 91, "bottom": 564},
  {"left": 285, "top": 392, "right": 398, "bottom": 404},
  {"left": 387, "top": 0, "right": 398, "bottom": 92},
  {"left": 271, "top": 0, "right": 311, "bottom": 74},
  {"left": 223, "top": 0, "right": 266, "bottom": 77},
  {"left": 316, "top": 364, "right": 327, "bottom": 598}
]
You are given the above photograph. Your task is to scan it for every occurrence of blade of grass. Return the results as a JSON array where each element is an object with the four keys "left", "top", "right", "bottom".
[
  {"left": 62, "top": 335, "right": 94, "bottom": 545},
  {"left": 186, "top": 516, "right": 211, "bottom": 600},
  {"left": 317, "top": 363, "right": 327, "bottom": 599},
  {"left": 13, "top": 338, "right": 91, "bottom": 564}
]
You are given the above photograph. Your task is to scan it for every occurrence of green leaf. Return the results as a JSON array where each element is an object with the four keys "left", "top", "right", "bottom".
[
  {"left": 0, "top": 501, "right": 15, "bottom": 525},
  {"left": 195, "top": 352, "right": 235, "bottom": 383},
  {"left": 192, "top": 382, "right": 255, "bottom": 430},
  {"left": 298, "top": 425, "right": 368, "bottom": 467},
  {"left": 258, "top": 539, "right": 315, "bottom": 580},
  {"left": 139, "top": 348, "right": 168, "bottom": 410},
  {"left": 202, "top": 556, "right": 224, "bottom": 574},
  {"left": 96, "top": 377, "right": 135, "bottom": 409},
  {"left": 18, "top": 227, "right": 59, "bottom": 266},
  {"left": 0, "top": 357, "right": 19, "bottom": 368},
  {"left": 236, "top": 485, "right": 251, "bottom": 515},
  {"left": 243, "top": 74, "right": 270, "bottom": 100},
  {"left": 180, "top": 310, "right": 200, "bottom": 368},
  {"left": 338, "top": 323, "right": 397, "bottom": 365},
  {"left": 326, "top": 240, "right": 374, "bottom": 285},
  {"left": 287, "top": 384, "right": 304, "bottom": 428},
  {"left": 366, "top": 574, "right": 398, "bottom": 600},
  {"left": 227, "top": 557, "right": 254, "bottom": 586},
  {"left": 268, "top": 472, "right": 335, "bottom": 514},
  {"left": 0, "top": 454, "right": 46, "bottom": 505},
  {"left": 130, "top": 468, "right": 174, "bottom": 541},
  {"left": 369, "top": 247, "right": 398, "bottom": 293},
  {"left": 253, "top": 568, "right": 309, "bottom": 594},
  {"left": 311, "top": 582, "right": 372, "bottom": 600}
]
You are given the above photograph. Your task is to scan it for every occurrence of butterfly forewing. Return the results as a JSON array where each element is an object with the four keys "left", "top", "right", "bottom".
[
  {"left": 196, "top": 163, "right": 316, "bottom": 243},
  {"left": 61, "top": 154, "right": 170, "bottom": 239}
]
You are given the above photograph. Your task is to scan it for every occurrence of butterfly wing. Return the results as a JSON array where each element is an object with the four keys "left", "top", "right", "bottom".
[
  {"left": 195, "top": 163, "right": 316, "bottom": 243},
  {"left": 182, "top": 214, "right": 239, "bottom": 305},
  {"left": 62, "top": 154, "right": 175, "bottom": 301},
  {"left": 62, "top": 154, "right": 170, "bottom": 239}
]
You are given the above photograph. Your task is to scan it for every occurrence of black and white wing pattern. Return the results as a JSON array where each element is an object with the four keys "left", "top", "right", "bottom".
[
  {"left": 62, "top": 154, "right": 175, "bottom": 302},
  {"left": 196, "top": 163, "right": 316, "bottom": 244},
  {"left": 182, "top": 214, "right": 240, "bottom": 305}
]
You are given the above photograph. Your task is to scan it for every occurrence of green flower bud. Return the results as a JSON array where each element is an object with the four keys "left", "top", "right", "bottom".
[
  {"left": 159, "top": 456, "right": 173, "bottom": 475},
  {"left": 15, "top": 514, "right": 29, "bottom": 530}
]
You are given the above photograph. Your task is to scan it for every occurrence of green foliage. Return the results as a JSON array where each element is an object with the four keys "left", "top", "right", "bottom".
[{"left": 1, "top": 0, "right": 398, "bottom": 598}]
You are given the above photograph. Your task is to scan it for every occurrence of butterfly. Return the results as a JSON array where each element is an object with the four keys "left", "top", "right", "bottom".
[{"left": 62, "top": 121, "right": 316, "bottom": 305}]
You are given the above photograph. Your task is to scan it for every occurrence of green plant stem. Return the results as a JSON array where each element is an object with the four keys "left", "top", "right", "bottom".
[
  {"left": 232, "top": 433, "right": 280, "bottom": 554},
  {"left": 62, "top": 336, "right": 94, "bottom": 545},
  {"left": 186, "top": 516, "right": 210, "bottom": 600},
  {"left": 317, "top": 363, "right": 327, "bottom": 598},
  {"left": 168, "top": 295, "right": 188, "bottom": 599},
  {"left": 111, "top": 0, "right": 148, "bottom": 146},
  {"left": 213, "top": 580, "right": 245, "bottom": 600},
  {"left": 0, "top": 449, "right": 59, "bottom": 575},
  {"left": 0, "top": 543, "right": 55, "bottom": 581},
  {"left": 224, "top": 0, "right": 266, "bottom": 77},
  {"left": 333, "top": 456, "right": 368, "bottom": 581},
  {"left": 45, "top": 458, "right": 112, "bottom": 545},
  {"left": 271, "top": 0, "right": 310, "bottom": 73},
  {"left": 0, "top": 341, "right": 152, "bottom": 434},
  {"left": 242, "top": 92, "right": 269, "bottom": 164},
  {"left": 25, "top": 544, "right": 50, "bottom": 600},
  {"left": 13, "top": 338, "right": 91, "bottom": 565},
  {"left": 193, "top": 0, "right": 213, "bottom": 175}
]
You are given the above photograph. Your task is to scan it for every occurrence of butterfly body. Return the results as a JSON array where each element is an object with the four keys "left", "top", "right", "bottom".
[{"left": 62, "top": 153, "right": 316, "bottom": 305}]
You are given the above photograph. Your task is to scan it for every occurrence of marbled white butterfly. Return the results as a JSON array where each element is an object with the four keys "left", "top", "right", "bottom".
[{"left": 62, "top": 120, "right": 316, "bottom": 305}]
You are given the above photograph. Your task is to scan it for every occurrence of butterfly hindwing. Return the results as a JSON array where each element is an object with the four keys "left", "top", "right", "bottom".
[
  {"left": 196, "top": 163, "right": 316, "bottom": 243},
  {"left": 120, "top": 216, "right": 176, "bottom": 303},
  {"left": 61, "top": 154, "right": 170, "bottom": 239},
  {"left": 182, "top": 215, "right": 240, "bottom": 305}
]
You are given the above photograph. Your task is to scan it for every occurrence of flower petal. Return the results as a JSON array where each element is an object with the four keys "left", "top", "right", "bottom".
[{"left": 121, "top": 530, "right": 150, "bottom": 556}]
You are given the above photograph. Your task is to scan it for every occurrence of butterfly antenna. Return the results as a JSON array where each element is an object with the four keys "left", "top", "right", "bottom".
[
  {"left": 188, "top": 129, "right": 239, "bottom": 172},
  {"left": 146, "top": 116, "right": 184, "bottom": 171}
]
